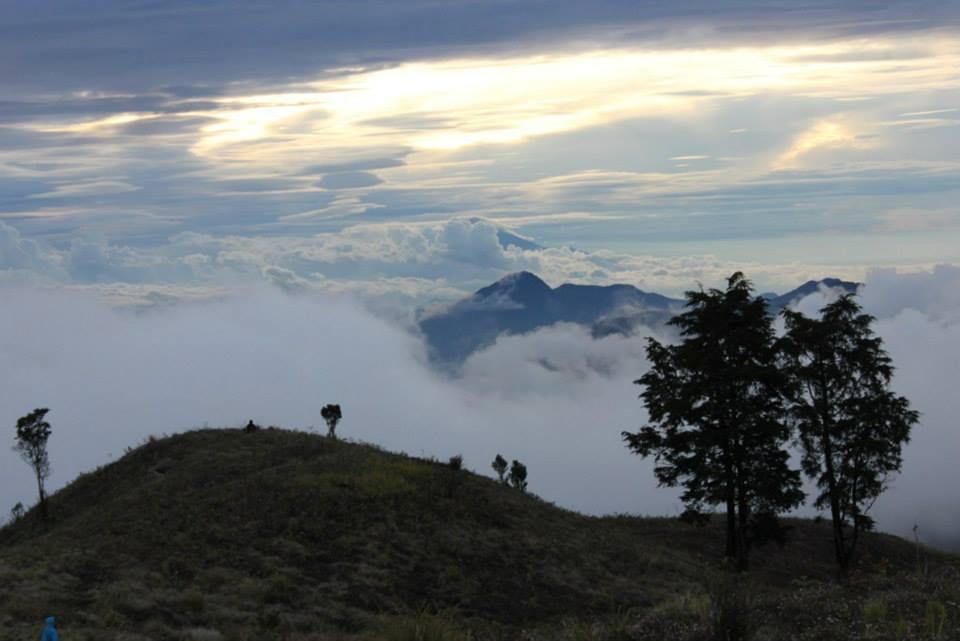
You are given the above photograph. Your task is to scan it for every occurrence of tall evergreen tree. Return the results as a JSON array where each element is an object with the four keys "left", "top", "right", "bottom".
[
  {"left": 781, "top": 295, "right": 918, "bottom": 576},
  {"left": 14, "top": 408, "right": 53, "bottom": 519},
  {"left": 623, "top": 273, "right": 803, "bottom": 570}
]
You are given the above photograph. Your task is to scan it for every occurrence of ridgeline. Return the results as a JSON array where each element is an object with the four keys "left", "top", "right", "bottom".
[{"left": 1, "top": 428, "right": 957, "bottom": 640}]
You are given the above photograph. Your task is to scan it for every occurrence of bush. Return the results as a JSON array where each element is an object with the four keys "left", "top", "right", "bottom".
[
  {"left": 705, "top": 569, "right": 754, "bottom": 641},
  {"left": 9, "top": 502, "right": 25, "bottom": 524},
  {"left": 508, "top": 460, "right": 528, "bottom": 492}
]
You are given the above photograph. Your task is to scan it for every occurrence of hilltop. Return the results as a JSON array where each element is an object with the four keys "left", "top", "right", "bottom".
[{"left": 1, "top": 428, "right": 956, "bottom": 641}]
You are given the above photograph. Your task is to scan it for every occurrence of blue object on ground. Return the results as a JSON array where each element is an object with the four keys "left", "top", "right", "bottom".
[{"left": 40, "top": 616, "right": 58, "bottom": 641}]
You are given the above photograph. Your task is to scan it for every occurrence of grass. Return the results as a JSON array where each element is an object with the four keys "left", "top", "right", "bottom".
[{"left": 0, "top": 427, "right": 958, "bottom": 640}]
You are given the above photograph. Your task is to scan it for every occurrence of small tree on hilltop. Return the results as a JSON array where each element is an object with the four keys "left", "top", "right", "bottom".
[
  {"left": 508, "top": 460, "right": 528, "bottom": 492},
  {"left": 446, "top": 455, "right": 464, "bottom": 498},
  {"left": 14, "top": 408, "right": 53, "bottom": 519},
  {"left": 623, "top": 273, "right": 804, "bottom": 571},
  {"left": 781, "top": 295, "right": 919, "bottom": 577},
  {"left": 321, "top": 404, "right": 342, "bottom": 439},
  {"left": 10, "top": 502, "right": 25, "bottom": 524},
  {"left": 491, "top": 454, "right": 508, "bottom": 484}
]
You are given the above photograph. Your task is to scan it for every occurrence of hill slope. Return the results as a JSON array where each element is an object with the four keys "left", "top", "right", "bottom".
[{"left": 0, "top": 429, "right": 956, "bottom": 641}]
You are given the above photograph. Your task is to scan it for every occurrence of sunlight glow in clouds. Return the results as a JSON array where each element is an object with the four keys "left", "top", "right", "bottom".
[
  {"left": 776, "top": 119, "right": 862, "bottom": 168},
  {"left": 4, "top": 23, "right": 960, "bottom": 274},
  {"left": 182, "top": 35, "right": 960, "bottom": 161}
]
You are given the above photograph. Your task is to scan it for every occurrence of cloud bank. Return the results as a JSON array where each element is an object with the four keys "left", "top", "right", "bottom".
[
  {"left": 2, "top": 265, "right": 959, "bottom": 550},
  {"left": 0, "top": 216, "right": 891, "bottom": 312}
]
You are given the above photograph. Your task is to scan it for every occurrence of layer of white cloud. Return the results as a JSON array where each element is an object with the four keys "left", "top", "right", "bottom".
[
  {"left": 2, "top": 265, "right": 958, "bottom": 549},
  {"left": 0, "top": 217, "right": 893, "bottom": 312}
]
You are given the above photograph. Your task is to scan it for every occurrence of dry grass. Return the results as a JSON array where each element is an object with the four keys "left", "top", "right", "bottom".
[{"left": 1, "top": 428, "right": 957, "bottom": 640}]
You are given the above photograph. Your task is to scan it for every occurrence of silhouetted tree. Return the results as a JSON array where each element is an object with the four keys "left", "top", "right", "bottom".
[
  {"left": 10, "top": 502, "right": 25, "bottom": 524},
  {"left": 448, "top": 454, "right": 463, "bottom": 471},
  {"left": 508, "top": 460, "right": 528, "bottom": 492},
  {"left": 446, "top": 454, "right": 464, "bottom": 498},
  {"left": 321, "top": 404, "right": 342, "bottom": 439},
  {"left": 14, "top": 408, "right": 53, "bottom": 519},
  {"left": 491, "top": 454, "right": 508, "bottom": 484},
  {"left": 781, "top": 295, "right": 918, "bottom": 576},
  {"left": 623, "top": 273, "right": 803, "bottom": 570}
]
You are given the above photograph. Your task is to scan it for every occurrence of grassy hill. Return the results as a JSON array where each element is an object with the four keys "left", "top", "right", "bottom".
[{"left": 0, "top": 428, "right": 958, "bottom": 641}]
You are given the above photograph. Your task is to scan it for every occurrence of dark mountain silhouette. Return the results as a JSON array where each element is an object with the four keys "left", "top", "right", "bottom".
[
  {"left": 419, "top": 271, "right": 679, "bottom": 364},
  {"left": 419, "top": 272, "right": 861, "bottom": 364}
]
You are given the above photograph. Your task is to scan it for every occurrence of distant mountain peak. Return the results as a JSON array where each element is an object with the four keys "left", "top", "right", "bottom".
[
  {"left": 475, "top": 271, "right": 551, "bottom": 301},
  {"left": 768, "top": 277, "right": 860, "bottom": 309},
  {"left": 464, "top": 217, "right": 543, "bottom": 251},
  {"left": 419, "top": 272, "right": 865, "bottom": 366}
]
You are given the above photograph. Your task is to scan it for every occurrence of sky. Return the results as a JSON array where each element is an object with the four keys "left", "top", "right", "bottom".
[
  {"left": 2, "top": 1, "right": 960, "bottom": 547},
  {"left": 1, "top": 0, "right": 959, "bottom": 302}
]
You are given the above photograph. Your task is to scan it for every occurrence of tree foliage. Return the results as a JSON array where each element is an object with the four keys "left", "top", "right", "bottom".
[
  {"left": 780, "top": 294, "right": 918, "bottom": 575},
  {"left": 623, "top": 273, "right": 803, "bottom": 570},
  {"left": 14, "top": 408, "right": 53, "bottom": 518},
  {"left": 445, "top": 455, "right": 464, "bottom": 498},
  {"left": 491, "top": 454, "right": 508, "bottom": 484},
  {"left": 508, "top": 460, "right": 528, "bottom": 492},
  {"left": 321, "top": 404, "right": 343, "bottom": 439},
  {"left": 448, "top": 454, "right": 463, "bottom": 471},
  {"left": 10, "top": 502, "right": 25, "bottom": 524}
]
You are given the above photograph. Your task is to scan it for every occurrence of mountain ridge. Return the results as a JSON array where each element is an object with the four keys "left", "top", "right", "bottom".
[{"left": 420, "top": 271, "right": 860, "bottom": 365}]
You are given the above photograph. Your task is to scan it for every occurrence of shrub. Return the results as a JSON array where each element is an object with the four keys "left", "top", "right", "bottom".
[
  {"left": 508, "top": 460, "right": 528, "bottom": 492},
  {"left": 491, "top": 454, "right": 508, "bottom": 483},
  {"left": 447, "top": 455, "right": 463, "bottom": 471},
  {"left": 9, "top": 502, "right": 25, "bottom": 524},
  {"left": 705, "top": 569, "right": 754, "bottom": 641}
]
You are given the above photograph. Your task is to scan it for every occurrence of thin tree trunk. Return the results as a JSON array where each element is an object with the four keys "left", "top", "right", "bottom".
[
  {"left": 817, "top": 364, "right": 847, "bottom": 578},
  {"left": 737, "top": 478, "right": 749, "bottom": 571},
  {"left": 36, "top": 473, "right": 47, "bottom": 519},
  {"left": 726, "top": 493, "right": 737, "bottom": 560},
  {"left": 725, "top": 449, "right": 737, "bottom": 561}
]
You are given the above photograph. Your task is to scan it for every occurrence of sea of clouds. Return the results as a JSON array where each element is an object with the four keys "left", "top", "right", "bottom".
[{"left": 1, "top": 264, "right": 959, "bottom": 550}]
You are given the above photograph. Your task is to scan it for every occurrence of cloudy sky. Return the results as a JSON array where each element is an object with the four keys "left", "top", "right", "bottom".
[
  {"left": 3, "top": 2, "right": 960, "bottom": 547},
  {"left": 1, "top": 0, "right": 959, "bottom": 302}
]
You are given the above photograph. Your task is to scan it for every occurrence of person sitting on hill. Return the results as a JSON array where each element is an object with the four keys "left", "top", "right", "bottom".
[
  {"left": 244, "top": 419, "right": 259, "bottom": 433},
  {"left": 40, "top": 616, "right": 58, "bottom": 641}
]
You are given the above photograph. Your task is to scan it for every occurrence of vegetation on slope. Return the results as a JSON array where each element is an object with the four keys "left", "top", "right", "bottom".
[{"left": 1, "top": 428, "right": 958, "bottom": 641}]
